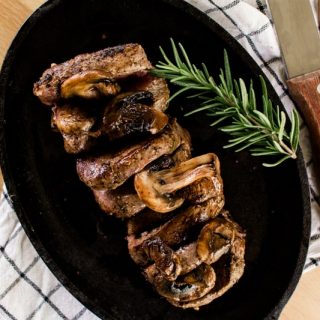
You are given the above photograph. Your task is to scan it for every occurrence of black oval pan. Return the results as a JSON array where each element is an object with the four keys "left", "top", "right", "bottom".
[{"left": 0, "top": 0, "right": 310, "bottom": 319}]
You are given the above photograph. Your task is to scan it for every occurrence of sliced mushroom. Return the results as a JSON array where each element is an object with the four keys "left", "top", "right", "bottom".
[
  {"left": 146, "top": 264, "right": 216, "bottom": 302},
  {"left": 196, "top": 214, "right": 243, "bottom": 264},
  {"left": 61, "top": 70, "right": 120, "bottom": 99},
  {"left": 126, "top": 74, "right": 170, "bottom": 111},
  {"left": 77, "top": 119, "right": 189, "bottom": 190},
  {"left": 144, "top": 242, "right": 203, "bottom": 283},
  {"left": 170, "top": 212, "right": 246, "bottom": 309},
  {"left": 103, "top": 103, "right": 168, "bottom": 140},
  {"left": 142, "top": 237, "right": 182, "bottom": 281},
  {"left": 93, "top": 183, "right": 146, "bottom": 219},
  {"left": 127, "top": 198, "right": 224, "bottom": 266},
  {"left": 180, "top": 157, "right": 223, "bottom": 204},
  {"left": 52, "top": 104, "right": 96, "bottom": 153},
  {"left": 134, "top": 153, "right": 222, "bottom": 213},
  {"left": 109, "top": 90, "right": 154, "bottom": 108}
]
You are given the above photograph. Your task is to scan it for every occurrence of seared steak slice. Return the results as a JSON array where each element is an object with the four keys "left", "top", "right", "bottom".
[
  {"left": 93, "top": 181, "right": 146, "bottom": 219},
  {"left": 127, "top": 209, "right": 175, "bottom": 236},
  {"left": 127, "top": 197, "right": 224, "bottom": 266},
  {"left": 95, "top": 144, "right": 192, "bottom": 219},
  {"left": 34, "top": 44, "right": 152, "bottom": 105},
  {"left": 76, "top": 119, "right": 189, "bottom": 190}
]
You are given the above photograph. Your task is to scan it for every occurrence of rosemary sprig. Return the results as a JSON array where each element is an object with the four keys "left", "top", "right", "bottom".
[{"left": 151, "top": 39, "right": 300, "bottom": 167}]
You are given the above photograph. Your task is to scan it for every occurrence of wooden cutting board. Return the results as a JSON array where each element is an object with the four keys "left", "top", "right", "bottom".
[{"left": 0, "top": 0, "right": 319, "bottom": 319}]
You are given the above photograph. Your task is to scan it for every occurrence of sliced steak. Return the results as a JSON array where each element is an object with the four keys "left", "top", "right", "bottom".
[
  {"left": 76, "top": 119, "right": 189, "bottom": 190},
  {"left": 127, "top": 197, "right": 225, "bottom": 266},
  {"left": 93, "top": 180, "right": 146, "bottom": 219},
  {"left": 34, "top": 44, "right": 152, "bottom": 105},
  {"left": 93, "top": 142, "right": 192, "bottom": 219}
]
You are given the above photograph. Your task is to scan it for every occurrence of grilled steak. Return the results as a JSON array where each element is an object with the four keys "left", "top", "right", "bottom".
[
  {"left": 127, "top": 197, "right": 225, "bottom": 266},
  {"left": 34, "top": 44, "right": 152, "bottom": 105},
  {"left": 94, "top": 144, "right": 192, "bottom": 218},
  {"left": 93, "top": 181, "right": 146, "bottom": 219},
  {"left": 127, "top": 209, "right": 175, "bottom": 236},
  {"left": 34, "top": 43, "right": 246, "bottom": 310},
  {"left": 76, "top": 119, "right": 190, "bottom": 190}
]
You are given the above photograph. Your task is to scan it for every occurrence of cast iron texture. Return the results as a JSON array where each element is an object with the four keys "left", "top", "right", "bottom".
[{"left": 0, "top": 0, "right": 311, "bottom": 319}]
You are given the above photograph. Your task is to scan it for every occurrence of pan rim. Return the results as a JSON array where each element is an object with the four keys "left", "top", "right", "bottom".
[{"left": 0, "top": 0, "right": 311, "bottom": 319}]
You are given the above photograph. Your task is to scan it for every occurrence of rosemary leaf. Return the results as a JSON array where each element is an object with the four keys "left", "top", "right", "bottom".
[{"left": 152, "top": 39, "right": 300, "bottom": 167}]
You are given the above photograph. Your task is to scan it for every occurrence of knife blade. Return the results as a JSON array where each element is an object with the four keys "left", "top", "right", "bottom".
[{"left": 268, "top": 0, "right": 320, "bottom": 185}]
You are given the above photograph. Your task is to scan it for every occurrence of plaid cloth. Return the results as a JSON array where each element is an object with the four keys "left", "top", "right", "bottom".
[{"left": 1, "top": 0, "right": 320, "bottom": 319}]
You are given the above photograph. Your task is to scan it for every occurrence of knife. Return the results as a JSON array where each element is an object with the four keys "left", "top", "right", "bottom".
[{"left": 268, "top": 0, "right": 320, "bottom": 184}]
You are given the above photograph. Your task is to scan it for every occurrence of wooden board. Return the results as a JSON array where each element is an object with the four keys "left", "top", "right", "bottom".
[{"left": 0, "top": 0, "right": 319, "bottom": 319}]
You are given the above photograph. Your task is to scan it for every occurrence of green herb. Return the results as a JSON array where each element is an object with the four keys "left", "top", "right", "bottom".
[{"left": 151, "top": 39, "right": 299, "bottom": 167}]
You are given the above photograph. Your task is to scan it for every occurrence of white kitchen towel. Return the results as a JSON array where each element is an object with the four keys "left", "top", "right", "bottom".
[{"left": 1, "top": 1, "right": 319, "bottom": 319}]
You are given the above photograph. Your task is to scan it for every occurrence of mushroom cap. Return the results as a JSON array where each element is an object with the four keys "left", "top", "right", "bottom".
[
  {"left": 134, "top": 153, "right": 222, "bottom": 213},
  {"left": 149, "top": 264, "right": 216, "bottom": 302},
  {"left": 61, "top": 70, "right": 120, "bottom": 99}
]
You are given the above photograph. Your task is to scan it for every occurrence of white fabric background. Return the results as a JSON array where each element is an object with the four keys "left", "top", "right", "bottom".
[{"left": 1, "top": 0, "right": 319, "bottom": 319}]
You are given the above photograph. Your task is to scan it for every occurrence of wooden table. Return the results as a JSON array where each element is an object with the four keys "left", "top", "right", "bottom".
[{"left": 0, "top": 0, "right": 319, "bottom": 319}]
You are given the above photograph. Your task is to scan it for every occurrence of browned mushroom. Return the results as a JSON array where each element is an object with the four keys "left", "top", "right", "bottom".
[
  {"left": 103, "top": 103, "right": 168, "bottom": 140},
  {"left": 107, "top": 90, "right": 154, "bottom": 108},
  {"left": 142, "top": 237, "right": 182, "bottom": 281},
  {"left": 134, "top": 153, "right": 222, "bottom": 213},
  {"left": 144, "top": 241, "right": 203, "bottom": 283},
  {"left": 61, "top": 70, "right": 121, "bottom": 99},
  {"left": 196, "top": 212, "right": 243, "bottom": 264},
  {"left": 145, "top": 264, "right": 216, "bottom": 302},
  {"left": 127, "top": 197, "right": 224, "bottom": 266},
  {"left": 126, "top": 74, "right": 170, "bottom": 111},
  {"left": 169, "top": 212, "right": 246, "bottom": 309},
  {"left": 52, "top": 104, "right": 97, "bottom": 153}
]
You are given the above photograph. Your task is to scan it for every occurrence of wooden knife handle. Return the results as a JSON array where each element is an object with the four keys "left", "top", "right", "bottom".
[{"left": 287, "top": 70, "right": 320, "bottom": 185}]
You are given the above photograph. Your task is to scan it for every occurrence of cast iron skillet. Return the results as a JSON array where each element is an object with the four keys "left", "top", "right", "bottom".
[{"left": 0, "top": 0, "right": 311, "bottom": 319}]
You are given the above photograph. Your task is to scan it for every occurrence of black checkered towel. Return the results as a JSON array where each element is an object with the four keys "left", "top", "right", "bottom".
[{"left": 1, "top": 0, "right": 320, "bottom": 319}]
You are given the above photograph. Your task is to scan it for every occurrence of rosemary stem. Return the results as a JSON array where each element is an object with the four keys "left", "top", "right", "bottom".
[{"left": 152, "top": 40, "right": 300, "bottom": 167}]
